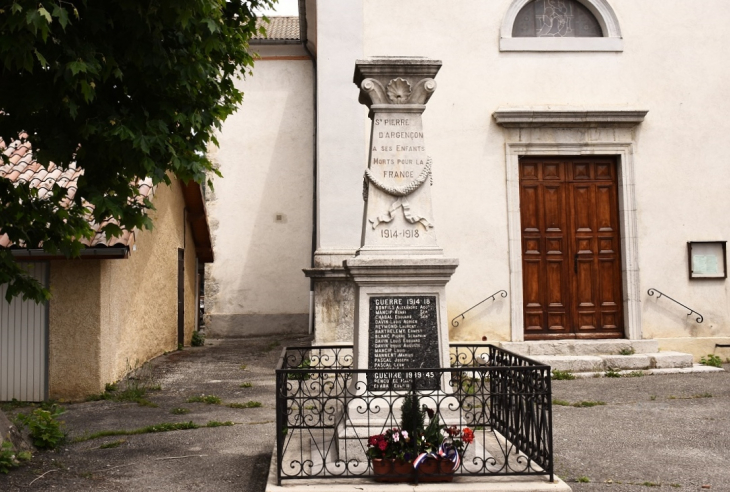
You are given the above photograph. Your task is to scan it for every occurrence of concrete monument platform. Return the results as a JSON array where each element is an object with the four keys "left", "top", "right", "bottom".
[{"left": 265, "top": 445, "right": 573, "bottom": 492}]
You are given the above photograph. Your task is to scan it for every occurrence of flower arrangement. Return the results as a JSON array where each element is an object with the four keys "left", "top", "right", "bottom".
[
  {"left": 366, "top": 394, "right": 474, "bottom": 481},
  {"left": 413, "top": 407, "right": 474, "bottom": 471},
  {"left": 366, "top": 428, "right": 415, "bottom": 462}
]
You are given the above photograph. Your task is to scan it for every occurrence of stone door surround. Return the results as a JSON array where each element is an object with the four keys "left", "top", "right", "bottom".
[{"left": 493, "top": 107, "right": 648, "bottom": 342}]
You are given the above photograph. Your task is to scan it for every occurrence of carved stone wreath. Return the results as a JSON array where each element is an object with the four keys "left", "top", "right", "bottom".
[{"left": 363, "top": 157, "right": 432, "bottom": 199}]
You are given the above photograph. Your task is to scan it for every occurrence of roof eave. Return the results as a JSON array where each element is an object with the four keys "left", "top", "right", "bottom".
[
  {"left": 180, "top": 180, "right": 214, "bottom": 263},
  {"left": 251, "top": 38, "right": 302, "bottom": 45},
  {"left": 10, "top": 247, "right": 130, "bottom": 260}
]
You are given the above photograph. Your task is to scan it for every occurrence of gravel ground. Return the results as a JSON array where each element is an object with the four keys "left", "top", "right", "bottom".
[{"left": 1, "top": 340, "right": 728, "bottom": 492}]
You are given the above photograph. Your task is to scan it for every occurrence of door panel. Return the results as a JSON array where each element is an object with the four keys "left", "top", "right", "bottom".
[
  {"left": 595, "top": 185, "right": 614, "bottom": 232},
  {"left": 520, "top": 185, "right": 540, "bottom": 232},
  {"left": 572, "top": 185, "right": 594, "bottom": 232},
  {"left": 0, "top": 262, "right": 48, "bottom": 401},
  {"left": 520, "top": 157, "right": 624, "bottom": 339}
]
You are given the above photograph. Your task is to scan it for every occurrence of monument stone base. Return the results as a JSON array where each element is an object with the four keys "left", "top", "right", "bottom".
[{"left": 345, "top": 256, "right": 458, "bottom": 380}]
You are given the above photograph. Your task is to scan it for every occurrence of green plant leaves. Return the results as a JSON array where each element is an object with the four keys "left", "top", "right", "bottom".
[
  {"left": 16, "top": 407, "right": 66, "bottom": 450},
  {"left": 1, "top": 0, "right": 275, "bottom": 302}
]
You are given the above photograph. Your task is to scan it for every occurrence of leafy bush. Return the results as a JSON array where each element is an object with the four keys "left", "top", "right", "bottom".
[
  {"left": 191, "top": 331, "right": 206, "bottom": 347},
  {"left": 287, "top": 358, "right": 312, "bottom": 381},
  {"left": 700, "top": 354, "right": 723, "bottom": 368},
  {"left": 0, "top": 442, "right": 20, "bottom": 474},
  {"left": 551, "top": 370, "right": 576, "bottom": 380},
  {"left": 17, "top": 407, "right": 65, "bottom": 450},
  {"left": 604, "top": 369, "right": 621, "bottom": 378},
  {"left": 88, "top": 360, "right": 160, "bottom": 406}
]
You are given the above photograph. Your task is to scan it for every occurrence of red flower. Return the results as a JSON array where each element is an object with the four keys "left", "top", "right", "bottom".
[
  {"left": 369, "top": 434, "right": 386, "bottom": 447},
  {"left": 378, "top": 440, "right": 388, "bottom": 451},
  {"left": 462, "top": 428, "right": 474, "bottom": 444}
]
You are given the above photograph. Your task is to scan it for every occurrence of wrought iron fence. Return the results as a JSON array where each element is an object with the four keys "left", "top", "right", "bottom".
[{"left": 275, "top": 344, "right": 553, "bottom": 485}]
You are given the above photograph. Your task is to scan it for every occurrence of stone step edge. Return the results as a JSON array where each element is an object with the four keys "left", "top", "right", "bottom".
[
  {"left": 534, "top": 352, "right": 694, "bottom": 371},
  {"left": 500, "top": 339, "right": 660, "bottom": 356},
  {"left": 564, "top": 364, "right": 725, "bottom": 378}
]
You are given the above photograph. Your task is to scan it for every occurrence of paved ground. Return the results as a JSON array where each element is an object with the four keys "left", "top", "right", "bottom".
[
  {"left": 552, "top": 368, "right": 730, "bottom": 491},
  {"left": 0, "top": 335, "right": 310, "bottom": 491},
  {"left": 1, "top": 338, "right": 728, "bottom": 491}
]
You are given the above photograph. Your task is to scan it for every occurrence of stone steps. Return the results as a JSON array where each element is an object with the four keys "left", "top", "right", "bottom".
[
  {"left": 531, "top": 352, "right": 693, "bottom": 373},
  {"left": 497, "top": 339, "right": 711, "bottom": 374},
  {"left": 500, "top": 339, "right": 659, "bottom": 356}
]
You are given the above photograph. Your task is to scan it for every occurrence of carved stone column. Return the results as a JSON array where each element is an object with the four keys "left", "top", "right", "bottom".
[
  {"left": 354, "top": 57, "right": 443, "bottom": 256},
  {"left": 345, "top": 57, "right": 458, "bottom": 384}
]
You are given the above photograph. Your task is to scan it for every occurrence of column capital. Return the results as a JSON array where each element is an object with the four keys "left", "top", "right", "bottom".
[{"left": 354, "top": 57, "right": 442, "bottom": 110}]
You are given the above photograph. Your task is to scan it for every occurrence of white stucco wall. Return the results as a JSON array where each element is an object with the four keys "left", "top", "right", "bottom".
[
  {"left": 206, "top": 45, "right": 315, "bottom": 336},
  {"left": 309, "top": 0, "right": 730, "bottom": 354},
  {"left": 314, "top": 0, "right": 365, "bottom": 257}
]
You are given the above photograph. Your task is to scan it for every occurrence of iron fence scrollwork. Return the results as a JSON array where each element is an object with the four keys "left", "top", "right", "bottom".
[{"left": 275, "top": 344, "right": 553, "bottom": 485}]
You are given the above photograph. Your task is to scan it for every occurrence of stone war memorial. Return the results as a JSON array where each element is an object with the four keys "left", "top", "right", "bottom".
[
  {"left": 271, "top": 58, "right": 569, "bottom": 491},
  {"left": 346, "top": 57, "right": 458, "bottom": 391}
]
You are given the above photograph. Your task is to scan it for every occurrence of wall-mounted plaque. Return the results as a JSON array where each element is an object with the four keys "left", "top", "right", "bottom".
[
  {"left": 688, "top": 241, "right": 727, "bottom": 279},
  {"left": 367, "top": 295, "right": 439, "bottom": 391}
]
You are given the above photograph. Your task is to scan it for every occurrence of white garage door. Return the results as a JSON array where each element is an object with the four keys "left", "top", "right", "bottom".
[{"left": 0, "top": 262, "right": 49, "bottom": 402}]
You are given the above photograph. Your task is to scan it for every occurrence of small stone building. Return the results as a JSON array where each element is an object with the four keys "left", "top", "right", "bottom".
[{"left": 0, "top": 139, "right": 213, "bottom": 401}]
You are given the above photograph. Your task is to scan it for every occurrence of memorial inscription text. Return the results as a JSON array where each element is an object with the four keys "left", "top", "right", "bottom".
[{"left": 367, "top": 295, "right": 439, "bottom": 390}]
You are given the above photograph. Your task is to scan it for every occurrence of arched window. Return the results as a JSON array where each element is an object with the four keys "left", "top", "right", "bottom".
[
  {"left": 501, "top": 0, "right": 623, "bottom": 51},
  {"left": 513, "top": 0, "right": 601, "bottom": 38}
]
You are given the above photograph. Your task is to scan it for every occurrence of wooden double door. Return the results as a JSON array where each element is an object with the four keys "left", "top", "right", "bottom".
[{"left": 519, "top": 157, "right": 624, "bottom": 340}]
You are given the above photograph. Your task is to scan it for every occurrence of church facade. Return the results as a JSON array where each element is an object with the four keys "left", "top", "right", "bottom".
[{"left": 205, "top": 0, "right": 730, "bottom": 360}]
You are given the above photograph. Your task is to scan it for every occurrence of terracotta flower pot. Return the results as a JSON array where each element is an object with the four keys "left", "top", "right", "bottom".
[
  {"left": 416, "top": 458, "right": 456, "bottom": 483},
  {"left": 372, "top": 459, "right": 414, "bottom": 483}
]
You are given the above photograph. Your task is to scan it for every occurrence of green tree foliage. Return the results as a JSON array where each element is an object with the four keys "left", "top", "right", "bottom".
[{"left": 0, "top": 0, "right": 274, "bottom": 302}]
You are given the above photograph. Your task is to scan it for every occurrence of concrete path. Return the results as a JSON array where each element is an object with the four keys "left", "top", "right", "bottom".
[
  {"left": 0, "top": 338, "right": 728, "bottom": 491},
  {"left": 0, "top": 335, "right": 309, "bottom": 491}
]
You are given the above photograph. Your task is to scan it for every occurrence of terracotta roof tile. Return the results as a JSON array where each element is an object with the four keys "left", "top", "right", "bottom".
[
  {"left": 1, "top": 137, "right": 153, "bottom": 250},
  {"left": 254, "top": 16, "right": 300, "bottom": 41}
]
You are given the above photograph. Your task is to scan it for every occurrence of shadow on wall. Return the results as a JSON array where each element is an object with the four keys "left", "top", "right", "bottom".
[
  {"left": 448, "top": 292, "right": 507, "bottom": 342},
  {"left": 644, "top": 290, "right": 718, "bottom": 339}
]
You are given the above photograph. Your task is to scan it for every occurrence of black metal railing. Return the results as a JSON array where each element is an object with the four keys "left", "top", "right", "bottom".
[
  {"left": 647, "top": 288, "right": 704, "bottom": 323},
  {"left": 275, "top": 344, "right": 553, "bottom": 485},
  {"left": 452, "top": 290, "right": 508, "bottom": 327}
]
